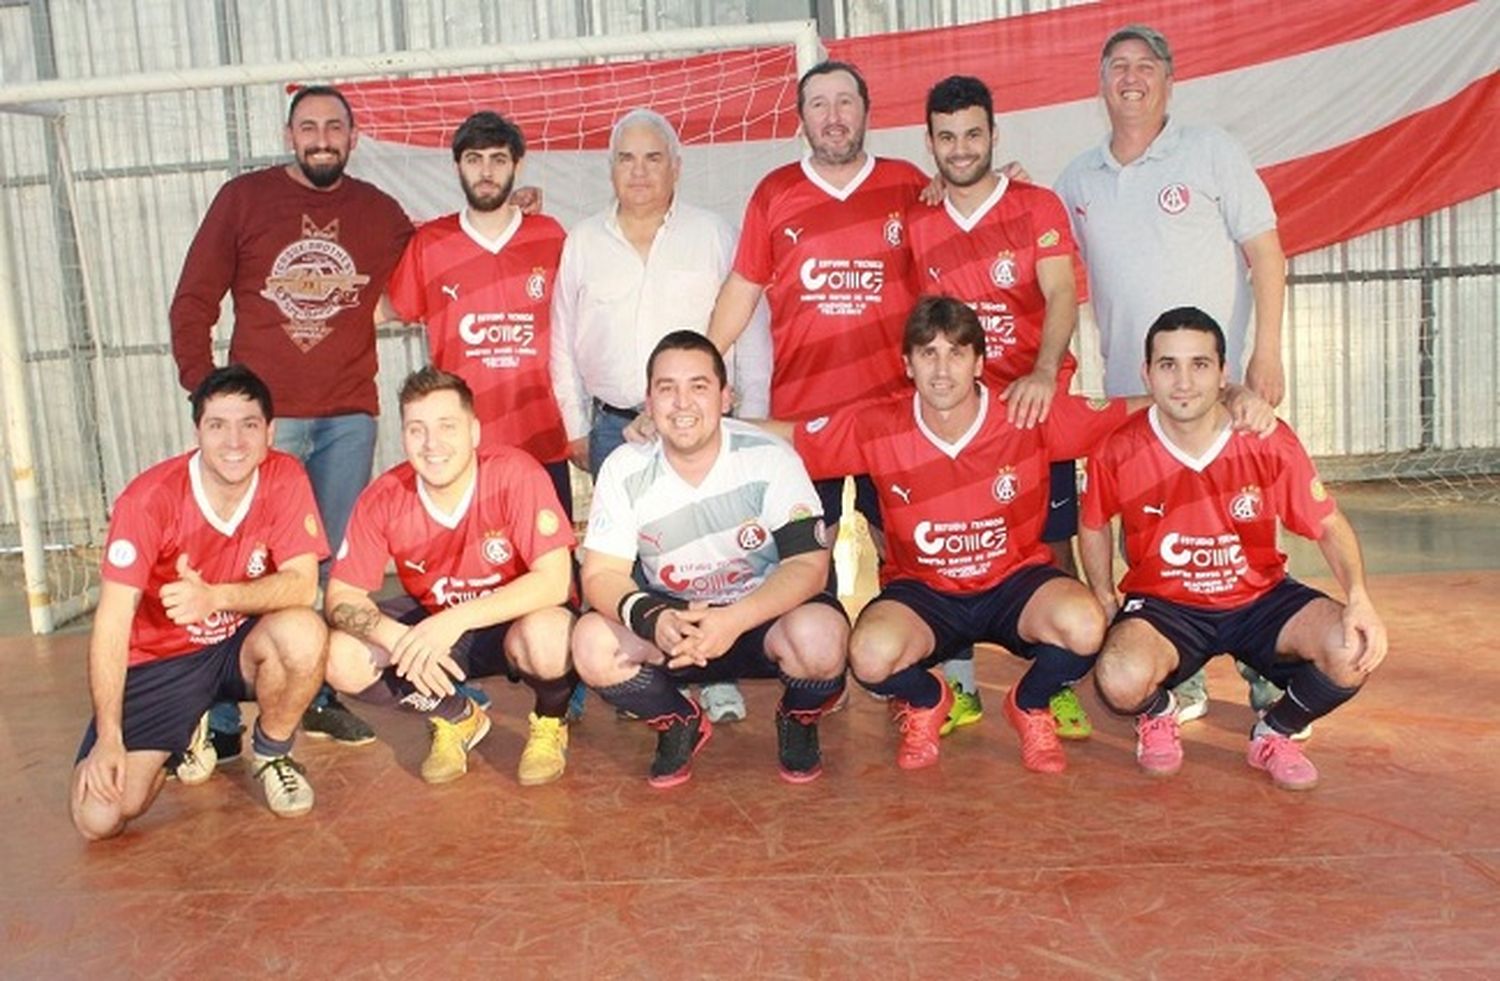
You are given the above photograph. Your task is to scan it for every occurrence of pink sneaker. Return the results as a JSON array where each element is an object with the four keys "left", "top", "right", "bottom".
[
  {"left": 1247, "top": 732, "right": 1319, "bottom": 791},
  {"left": 1135, "top": 712, "right": 1183, "bottom": 777}
]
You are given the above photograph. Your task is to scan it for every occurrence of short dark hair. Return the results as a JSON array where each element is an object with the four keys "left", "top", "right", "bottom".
[
  {"left": 646, "top": 330, "right": 727, "bottom": 389},
  {"left": 191, "top": 364, "right": 274, "bottom": 425},
  {"left": 1144, "top": 306, "right": 1226, "bottom": 364},
  {"left": 797, "top": 60, "right": 869, "bottom": 116},
  {"left": 903, "top": 295, "right": 985, "bottom": 360},
  {"left": 287, "top": 85, "right": 354, "bottom": 127},
  {"left": 398, "top": 366, "right": 475, "bottom": 415},
  {"left": 451, "top": 111, "right": 526, "bottom": 163},
  {"left": 926, "top": 75, "right": 994, "bottom": 133}
]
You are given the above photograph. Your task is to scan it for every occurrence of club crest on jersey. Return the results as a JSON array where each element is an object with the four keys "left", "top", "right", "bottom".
[
  {"left": 482, "top": 531, "right": 513, "bottom": 565},
  {"left": 107, "top": 539, "right": 137, "bottom": 569},
  {"left": 246, "top": 544, "right": 269, "bottom": 578},
  {"left": 1158, "top": 183, "right": 1191, "bottom": 215},
  {"left": 525, "top": 267, "right": 547, "bottom": 301},
  {"left": 989, "top": 251, "right": 1017, "bottom": 289},
  {"left": 736, "top": 521, "right": 769, "bottom": 551},
  {"left": 883, "top": 212, "right": 904, "bottom": 248},
  {"left": 1228, "top": 486, "right": 1263, "bottom": 522},
  {"left": 992, "top": 466, "right": 1019, "bottom": 503}
]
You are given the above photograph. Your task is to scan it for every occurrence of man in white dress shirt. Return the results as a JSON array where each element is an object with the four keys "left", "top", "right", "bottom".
[{"left": 551, "top": 108, "right": 770, "bottom": 722}]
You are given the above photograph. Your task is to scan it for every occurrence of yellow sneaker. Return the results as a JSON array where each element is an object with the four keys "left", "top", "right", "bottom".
[
  {"left": 939, "top": 680, "right": 984, "bottom": 737},
  {"left": 517, "top": 713, "right": 569, "bottom": 786},
  {"left": 420, "top": 699, "right": 490, "bottom": 785}
]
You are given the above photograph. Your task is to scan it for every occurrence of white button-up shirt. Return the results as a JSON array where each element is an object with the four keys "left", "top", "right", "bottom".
[{"left": 551, "top": 199, "right": 772, "bottom": 440}]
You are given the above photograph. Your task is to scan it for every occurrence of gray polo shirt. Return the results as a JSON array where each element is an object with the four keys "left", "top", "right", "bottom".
[{"left": 1055, "top": 118, "right": 1277, "bottom": 396}]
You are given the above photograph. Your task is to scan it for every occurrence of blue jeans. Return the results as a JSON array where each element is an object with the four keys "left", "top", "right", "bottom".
[
  {"left": 209, "top": 412, "right": 377, "bottom": 733},
  {"left": 588, "top": 407, "right": 633, "bottom": 475}
]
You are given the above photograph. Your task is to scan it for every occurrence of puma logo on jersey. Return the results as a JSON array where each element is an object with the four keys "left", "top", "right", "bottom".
[
  {"left": 403, "top": 559, "right": 428, "bottom": 574},
  {"left": 1142, "top": 503, "right": 1165, "bottom": 516},
  {"left": 891, "top": 484, "right": 912, "bottom": 504},
  {"left": 927, "top": 266, "right": 942, "bottom": 282},
  {"left": 783, "top": 227, "right": 803, "bottom": 244},
  {"left": 441, "top": 284, "right": 460, "bottom": 301}
]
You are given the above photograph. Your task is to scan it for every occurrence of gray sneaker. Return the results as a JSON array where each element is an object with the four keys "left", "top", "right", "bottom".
[
  {"left": 1172, "top": 670, "right": 1210, "bottom": 724},
  {"left": 700, "top": 681, "right": 747, "bottom": 723},
  {"left": 254, "top": 754, "right": 314, "bottom": 818}
]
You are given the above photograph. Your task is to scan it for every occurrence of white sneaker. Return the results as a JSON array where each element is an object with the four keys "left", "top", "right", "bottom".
[
  {"left": 254, "top": 754, "right": 314, "bottom": 818},
  {"left": 1173, "top": 672, "right": 1210, "bottom": 724},
  {"left": 173, "top": 712, "right": 218, "bottom": 785},
  {"left": 699, "top": 681, "right": 747, "bottom": 723}
]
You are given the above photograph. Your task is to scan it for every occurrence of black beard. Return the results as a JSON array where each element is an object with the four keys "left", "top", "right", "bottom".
[
  {"left": 462, "top": 175, "right": 514, "bottom": 213},
  {"left": 296, "top": 153, "right": 345, "bottom": 189}
]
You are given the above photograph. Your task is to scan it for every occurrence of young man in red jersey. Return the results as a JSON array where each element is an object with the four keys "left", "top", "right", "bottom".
[
  {"left": 381, "top": 111, "right": 575, "bottom": 521},
  {"left": 72, "top": 366, "right": 329, "bottom": 839},
  {"left": 779, "top": 298, "right": 1272, "bottom": 774},
  {"left": 1080, "top": 306, "right": 1387, "bottom": 790},
  {"left": 908, "top": 74, "right": 1090, "bottom": 737},
  {"left": 323, "top": 368, "right": 575, "bottom": 786}
]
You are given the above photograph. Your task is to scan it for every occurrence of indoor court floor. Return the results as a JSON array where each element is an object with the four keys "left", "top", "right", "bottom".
[{"left": 1, "top": 484, "right": 1497, "bottom": 977}]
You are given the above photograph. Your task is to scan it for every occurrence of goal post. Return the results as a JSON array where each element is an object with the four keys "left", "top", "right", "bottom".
[{"left": 0, "top": 20, "right": 822, "bottom": 634}]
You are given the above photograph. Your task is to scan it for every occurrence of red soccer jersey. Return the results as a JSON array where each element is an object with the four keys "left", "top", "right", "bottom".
[
  {"left": 100, "top": 450, "right": 328, "bottom": 666},
  {"left": 332, "top": 447, "right": 576, "bottom": 613},
  {"left": 1081, "top": 409, "right": 1336, "bottom": 608},
  {"left": 386, "top": 212, "right": 570, "bottom": 464},
  {"left": 907, "top": 179, "right": 1079, "bottom": 389},
  {"left": 733, "top": 157, "right": 926, "bottom": 418},
  {"left": 795, "top": 388, "right": 1128, "bottom": 593}
]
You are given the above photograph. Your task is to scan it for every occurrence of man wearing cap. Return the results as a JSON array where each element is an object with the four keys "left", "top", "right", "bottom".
[{"left": 1055, "top": 24, "right": 1289, "bottom": 724}]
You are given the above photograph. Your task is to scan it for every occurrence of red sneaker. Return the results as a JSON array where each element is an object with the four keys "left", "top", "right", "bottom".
[
  {"left": 889, "top": 673, "right": 953, "bottom": 770},
  {"left": 1002, "top": 686, "right": 1067, "bottom": 773},
  {"left": 1135, "top": 712, "right": 1183, "bottom": 777},
  {"left": 1247, "top": 732, "right": 1319, "bottom": 791}
]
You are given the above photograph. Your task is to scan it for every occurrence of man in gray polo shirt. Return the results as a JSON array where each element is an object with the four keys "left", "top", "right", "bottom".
[{"left": 1055, "top": 24, "right": 1291, "bottom": 726}]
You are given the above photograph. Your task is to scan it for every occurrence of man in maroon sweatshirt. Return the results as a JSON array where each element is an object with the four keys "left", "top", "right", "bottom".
[{"left": 170, "top": 85, "right": 413, "bottom": 760}]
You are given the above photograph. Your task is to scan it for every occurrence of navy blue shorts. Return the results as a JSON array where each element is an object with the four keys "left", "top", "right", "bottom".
[
  {"left": 1041, "top": 459, "right": 1078, "bottom": 543},
  {"left": 665, "top": 592, "right": 848, "bottom": 685},
  {"left": 1114, "top": 577, "right": 1328, "bottom": 689},
  {"left": 875, "top": 563, "right": 1070, "bottom": 667},
  {"left": 75, "top": 619, "right": 257, "bottom": 761},
  {"left": 380, "top": 596, "right": 521, "bottom": 682}
]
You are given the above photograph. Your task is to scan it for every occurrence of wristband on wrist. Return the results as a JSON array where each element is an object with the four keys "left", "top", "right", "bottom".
[{"left": 618, "top": 589, "right": 688, "bottom": 643}]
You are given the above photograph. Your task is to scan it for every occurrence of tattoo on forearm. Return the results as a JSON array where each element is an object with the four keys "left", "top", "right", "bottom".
[{"left": 330, "top": 602, "right": 380, "bottom": 641}]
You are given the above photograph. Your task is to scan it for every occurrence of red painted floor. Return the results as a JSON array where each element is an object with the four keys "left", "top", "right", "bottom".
[{"left": 2, "top": 571, "right": 1498, "bottom": 977}]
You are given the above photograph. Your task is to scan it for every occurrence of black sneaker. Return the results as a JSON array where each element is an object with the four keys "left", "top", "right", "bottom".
[
  {"left": 646, "top": 708, "right": 712, "bottom": 788},
  {"left": 302, "top": 694, "right": 377, "bottom": 746},
  {"left": 211, "top": 725, "right": 244, "bottom": 765},
  {"left": 776, "top": 708, "right": 823, "bottom": 784}
]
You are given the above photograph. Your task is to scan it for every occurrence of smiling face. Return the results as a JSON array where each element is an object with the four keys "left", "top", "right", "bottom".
[
  {"left": 400, "top": 389, "right": 480, "bottom": 494},
  {"left": 1101, "top": 37, "right": 1172, "bottom": 131},
  {"left": 799, "top": 69, "right": 868, "bottom": 168},
  {"left": 195, "top": 393, "right": 273, "bottom": 492},
  {"left": 905, "top": 330, "right": 984, "bottom": 416},
  {"left": 286, "top": 94, "right": 355, "bottom": 189},
  {"left": 927, "top": 105, "right": 995, "bottom": 189},
  {"left": 1144, "top": 327, "right": 1227, "bottom": 426},
  {"left": 457, "top": 144, "right": 517, "bottom": 213},
  {"left": 647, "top": 347, "right": 731, "bottom": 460}
]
